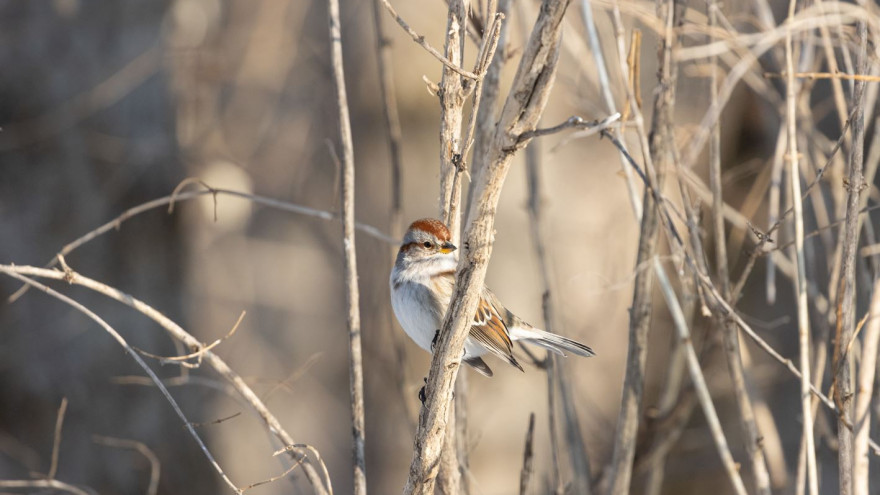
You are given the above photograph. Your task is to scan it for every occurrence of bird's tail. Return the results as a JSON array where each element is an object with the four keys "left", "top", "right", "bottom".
[{"left": 510, "top": 327, "right": 595, "bottom": 357}]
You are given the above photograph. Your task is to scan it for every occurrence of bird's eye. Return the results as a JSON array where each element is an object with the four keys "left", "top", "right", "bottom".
[{"left": 423, "top": 241, "right": 433, "bottom": 248}]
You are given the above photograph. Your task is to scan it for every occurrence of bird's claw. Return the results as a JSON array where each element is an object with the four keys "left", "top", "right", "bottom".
[{"left": 430, "top": 329, "right": 440, "bottom": 352}]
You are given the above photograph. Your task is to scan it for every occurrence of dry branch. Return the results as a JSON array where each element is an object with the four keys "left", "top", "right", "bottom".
[
  {"left": 6, "top": 186, "right": 395, "bottom": 305},
  {"left": 653, "top": 258, "right": 748, "bottom": 495},
  {"left": 436, "top": 2, "right": 472, "bottom": 491},
  {"left": 0, "top": 479, "right": 92, "bottom": 495},
  {"left": 48, "top": 397, "right": 68, "bottom": 480},
  {"left": 519, "top": 413, "right": 536, "bottom": 495},
  {"left": 327, "top": 0, "right": 367, "bottom": 492},
  {"left": 783, "top": 0, "right": 819, "bottom": 491},
  {"left": 837, "top": 15, "right": 869, "bottom": 495},
  {"left": 1, "top": 264, "right": 332, "bottom": 495},
  {"left": 370, "top": 0, "right": 419, "bottom": 434},
  {"left": 377, "top": 0, "right": 479, "bottom": 79},
  {"left": 526, "top": 131, "right": 591, "bottom": 493},
  {"left": 707, "top": 2, "right": 772, "bottom": 492},
  {"left": 0, "top": 270, "right": 241, "bottom": 493},
  {"left": 579, "top": 0, "right": 642, "bottom": 219},
  {"left": 403, "top": 1, "right": 572, "bottom": 492},
  {"left": 606, "top": 2, "right": 682, "bottom": 493},
  {"left": 854, "top": 279, "right": 880, "bottom": 495}
]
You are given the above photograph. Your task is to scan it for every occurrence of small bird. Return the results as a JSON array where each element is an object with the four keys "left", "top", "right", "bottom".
[{"left": 390, "top": 218, "right": 595, "bottom": 377}]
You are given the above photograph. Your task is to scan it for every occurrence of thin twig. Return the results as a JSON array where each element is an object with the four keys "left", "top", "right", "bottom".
[
  {"left": 653, "top": 258, "right": 748, "bottom": 495},
  {"left": 92, "top": 435, "right": 161, "bottom": 495},
  {"left": 47, "top": 397, "right": 68, "bottom": 480},
  {"left": 1, "top": 264, "right": 332, "bottom": 494},
  {"left": 579, "top": 0, "right": 642, "bottom": 219},
  {"left": 0, "top": 270, "right": 242, "bottom": 494},
  {"left": 519, "top": 413, "right": 536, "bottom": 495},
  {"left": 370, "top": 0, "right": 417, "bottom": 434},
  {"left": 132, "top": 311, "right": 246, "bottom": 367},
  {"left": 188, "top": 412, "right": 242, "bottom": 428},
  {"left": 784, "top": 1, "right": 819, "bottom": 491},
  {"left": 707, "top": 1, "right": 772, "bottom": 492},
  {"left": 765, "top": 71, "right": 880, "bottom": 82},
  {"left": 515, "top": 113, "right": 620, "bottom": 144},
  {"left": 327, "top": 0, "right": 367, "bottom": 492},
  {"left": 376, "top": 0, "right": 479, "bottom": 80},
  {"left": 854, "top": 280, "right": 880, "bottom": 495},
  {"left": 525, "top": 129, "right": 592, "bottom": 493},
  {"left": 468, "top": 0, "right": 511, "bottom": 211},
  {"left": 6, "top": 185, "right": 396, "bottom": 305},
  {"left": 273, "top": 444, "right": 333, "bottom": 494},
  {"left": 0, "top": 479, "right": 92, "bottom": 495},
  {"left": 438, "top": 0, "right": 469, "bottom": 242}
]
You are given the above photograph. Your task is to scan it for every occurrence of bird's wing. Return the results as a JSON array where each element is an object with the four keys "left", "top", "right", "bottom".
[{"left": 468, "top": 289, "right": 523, "bottom": 371}]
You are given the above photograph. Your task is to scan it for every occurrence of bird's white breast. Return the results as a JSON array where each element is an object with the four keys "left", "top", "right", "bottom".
[{"left": 390, "top": 279, "right": 442, "bottom": 352}]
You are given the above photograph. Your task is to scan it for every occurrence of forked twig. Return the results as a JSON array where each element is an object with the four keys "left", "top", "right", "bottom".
[
  {"left": 1, "top": 264, "right": 331, "bottom": 494},
  {"left": 0, "top": 270, "right": 241, "bottom": 494}
]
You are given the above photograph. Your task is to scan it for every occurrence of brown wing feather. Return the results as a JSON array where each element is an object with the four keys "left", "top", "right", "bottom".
[{"left": 469, "top": 293, "right": 523, "bottom": 371}]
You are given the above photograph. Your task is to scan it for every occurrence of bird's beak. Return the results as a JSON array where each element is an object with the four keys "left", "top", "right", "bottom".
[{"left": 440, "top": 242, "right": 457, "bottom": 254}]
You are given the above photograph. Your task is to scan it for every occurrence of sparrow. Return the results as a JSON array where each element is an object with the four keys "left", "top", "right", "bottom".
[{"left": 389, "top": 218, "right": 594, "bottom": 377}]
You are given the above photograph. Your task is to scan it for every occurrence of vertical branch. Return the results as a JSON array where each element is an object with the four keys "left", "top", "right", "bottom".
[
  {"left": 525, "top": 136, "right": 592, "bottom": 494},
  {"left": 439, "top": 0, "right": 469, "bottom": 238},
  {"left": 837, "top": 16, "right": 869, "bottom": 495},
  {"left": 371, "top": 0, "right": 404, "bottom": 238},
  {"left": 579, "top": 0, "right": 642, "bottom": 220},
  {"left": 653, "top": 259, "right": 748, "bottom": 495},
  {"left": 784, "top": 1, "right": 818, "bottom": 493},
  {"left": 327, "top": 0, "right": 367, "bottom": 493},
  {"left": 372, "top": 0, "right": 417, "bottom": 436},
  {"left": 436, "top": 3, "right": 469, "bottom": 493},
  {"left": 403, "top": 2, "right": 571, "bottom": 492},
  {"left": 708, "top": 1, "right": 772, "bottom": 493},
  {"left": 606, "top": 1, "right": 681, "bottom": 493},
  {"left": 854, "top": 279, "right": 880, "bottom": 495},
  {"left": 47, "top": 397, "right": 69, "bottom": 480},
  {"left": 519, "top": 412, "right": 537, "bottom": 495}
]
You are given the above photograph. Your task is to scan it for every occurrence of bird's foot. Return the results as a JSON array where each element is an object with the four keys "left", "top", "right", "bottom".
[{"left": 430, "top": 329, "right": 440, "bottom": 352}]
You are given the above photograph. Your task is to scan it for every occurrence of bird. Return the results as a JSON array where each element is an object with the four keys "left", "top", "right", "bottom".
[{"left": 389, "top": 218, "right": 594, "bottom": 377}]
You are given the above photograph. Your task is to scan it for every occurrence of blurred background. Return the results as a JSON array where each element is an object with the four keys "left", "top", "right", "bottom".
[{"left": 1, "top": 0, "right": 877, "bottom": 494}]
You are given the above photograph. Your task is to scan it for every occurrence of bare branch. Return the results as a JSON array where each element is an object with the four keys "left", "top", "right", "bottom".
[
  {"left": 653, "top": 258, "right": 748, "bottom": 495},
  {"left": 6, "top": 185, "right": 396, "bottom": 305},
  {"left": 514, "top": 113, "right": 620, "bottom": 144},
  {"left": 376, "top": 0, "right": 479, "bottom": 80},
  {"left": 519, "top": 413, "right": 536, "bottom": 495},
  {"left": 327, "top": 0, "right": 367, "bottom": 493},
  {"left": 0, "top": 479, "right": 93, "bottom": 495},
  {"left": 1, "top": 264, "right": 332, "bottom": 495},
  {"left": 47, "top": 397, "right": 68, "bottom": 480},
  {"left": 783, "top": 0, "right": 818, "bottom": 491},
  {"left": 837, "top": 14, "right": 869, "bottom": 495},
  {"left": 0, "top": 270, "right": 242, "bottom": 494},
  {"left": 403, "top": 1, "right": 572, "bottom": 492},
  {"left": 607, "top": 2, "right": 682, "bottom": 493},
  {"left": 854, "top": 280, "right": 880, "bottom": 495}
]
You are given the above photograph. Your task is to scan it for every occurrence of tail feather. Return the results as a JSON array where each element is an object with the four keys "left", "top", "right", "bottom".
[{"left": 511, "top": 327, "right": 595, "bottom": 357}]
